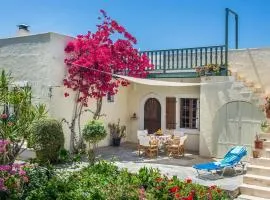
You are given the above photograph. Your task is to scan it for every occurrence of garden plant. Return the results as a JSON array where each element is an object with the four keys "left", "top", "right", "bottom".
[
  {"left": 63, "top": 10, "right": 152, "bottom": 153},
  {"left": 0, "top": 70, "right": 47, "bottom": 164}
]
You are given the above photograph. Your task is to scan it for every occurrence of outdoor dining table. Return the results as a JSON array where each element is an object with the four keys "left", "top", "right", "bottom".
[{"left": 150, "top": 134, "right": 172, "bottom": 149}]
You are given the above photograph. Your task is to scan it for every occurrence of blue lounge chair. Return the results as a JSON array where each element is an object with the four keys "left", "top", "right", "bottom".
[{"left": 193, "top": 146, "right": 247, "bottom": 178}]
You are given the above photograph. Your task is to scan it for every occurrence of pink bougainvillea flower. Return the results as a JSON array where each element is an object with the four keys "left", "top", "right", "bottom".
[
  {"left": 0, "top": 113, "right": 8, "bottom": 119},
  {"left": 22, "top": 176, "right": 29, "bottom": 183}
]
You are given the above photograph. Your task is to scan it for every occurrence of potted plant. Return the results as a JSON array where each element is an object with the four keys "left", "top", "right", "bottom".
[
  {"left": 254, "top": 133, "right": 263, "bottom": 149},
  {"left": 108, "top": 119, "right": 126, "bottom": 146},
  {"left": 261, "top": 121, "right": 270, "bottom": 133},
  {"left": 264, "top": 96, "right": 270, "bottom": 118}
]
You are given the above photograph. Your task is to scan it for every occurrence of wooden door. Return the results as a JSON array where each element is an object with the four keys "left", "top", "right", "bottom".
[
  {"left": 144, "top": 98, "right": 161, "bottom": 134},
  {"left": 214, "top": 101, "right": 264, "bottom": 158}
]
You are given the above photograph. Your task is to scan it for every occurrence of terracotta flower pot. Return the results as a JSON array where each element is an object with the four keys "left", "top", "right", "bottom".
[
  {"left": 266, "top": 109, "right": 270, "bottom": 118},
  {"left": 255, "top": 140, "right": 263, "bottom": 149},
  {"left": 253, "top": 150, "right": 260, "bottom": 158}
]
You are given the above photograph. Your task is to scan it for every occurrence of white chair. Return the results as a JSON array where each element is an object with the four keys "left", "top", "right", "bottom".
[
  {"left": 139, "top": 136, "right": 158, "bottom": 158},
  {"left": 174, "top": 130, "right": 184, "bottom": 137},
  {"left": 137, "top": 130, "right": 148, "bottom": 156},
  {"left": 137, "top": 130, "right": 147, "bottom": 138}
]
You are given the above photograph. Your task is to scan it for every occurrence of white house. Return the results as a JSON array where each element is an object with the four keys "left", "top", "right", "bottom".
[{"left": 1, "top": 28, "right": 270, "bottom": 158}]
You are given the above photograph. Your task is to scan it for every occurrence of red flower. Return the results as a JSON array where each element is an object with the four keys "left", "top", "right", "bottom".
[
  {"left": 185, "top": 178, "right": 192, "bottom": 183},
  {"left": 0, "top": 114, "right": 8, "bottom": 119},
  {"left": 64, "top": 92, "right": 69, "bottom": 97},
  {"left": 174, "top": 193, "right": 181, "bottom": 199},
  {"left": 210, "top": 185, "right": 217, "bottom": 190},
  {"left": 169, "top": 186, "right": 180, "bottom": 193}
]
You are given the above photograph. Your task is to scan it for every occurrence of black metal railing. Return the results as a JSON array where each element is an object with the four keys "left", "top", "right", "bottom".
[{"left": 140, "top": 45, "right": 227, "bottom": 73}]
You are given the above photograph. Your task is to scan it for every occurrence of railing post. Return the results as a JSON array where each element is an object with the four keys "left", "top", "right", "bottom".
[
  {"left": 163, "top": 51, "right": 166, "bottom": 73},
  {"left": 225, "top": 8, "right": 229, "bottom": 70},
  {"left": 225, "top": 8, "right": 239, "bottom": 75},
  {"left": 235, "top": 15, "right": 239, "bottom": 49}
]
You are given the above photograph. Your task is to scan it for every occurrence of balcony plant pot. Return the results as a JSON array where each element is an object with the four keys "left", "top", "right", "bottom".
[
  {"left": 220, "top": 69, "right": 227, "bottom": 76},
  {"left": 205, "top": 72, "right": 212, "bottom": 76},
  {"left": 112, "top": 138, "right": 121, "bottom": 146},
  {"left": 254, "top": 140, "right": 263, "bottom": 149},
  {"left": 252, "top": 150, "right": 260, "bottom": 158}
]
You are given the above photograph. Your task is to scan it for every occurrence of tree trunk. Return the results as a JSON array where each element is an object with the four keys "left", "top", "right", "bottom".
[
  {"left": 93, "top": 98, "right": 103, "bottom": 120},
  {"left": 69, "top": 91, "right": 80, "bottom": 153}
]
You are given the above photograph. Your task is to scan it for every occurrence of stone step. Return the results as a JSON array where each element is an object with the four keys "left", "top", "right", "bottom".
[
  {"left": 250, "top": 157, "right": 270, "bottom": 167},
  {"left": 233, "top": 82, "right": 245, "bottom": 89},
  {"left": 237, "top": 194, "right": 270, "bottom": 200},
  {"left": 252, "top": 86, "right": 264, "bottom": 94},
  {"left": 240, "top": 184, "right": 270, "bottom": 199},
  {"left": 263, "top": 141, "right": 270, "bottom": 148},
  {"left": 247, "top": 164, "right": 270, "bottom": 176},
  {"left": 243, "top": 174, "right": 270, "bottom": 187},
  {"left": 244, "top": 81, "right": 255, "bottom": 87},
  {"left": 259, "top": 133, "right": 270, "bottom": 140},
  {"left": 252, "top": 148, "right": 270, "bottom": 158}
]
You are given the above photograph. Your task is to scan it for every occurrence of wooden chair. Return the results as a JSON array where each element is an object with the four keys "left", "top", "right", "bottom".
[
  {"left": 140, "top": 136, "right": 158, "bottom": 158},
  {"left": 167, "top": 135, "right": 187, "bottom": 157}
]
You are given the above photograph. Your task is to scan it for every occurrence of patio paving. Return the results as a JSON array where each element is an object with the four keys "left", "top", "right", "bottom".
[{"left": 96, "top": 142, "right": 244, "bottom": 195}]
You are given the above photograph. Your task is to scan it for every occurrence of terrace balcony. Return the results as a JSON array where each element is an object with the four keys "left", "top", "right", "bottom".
[{"left": 141, "top": 45, "right": 227, "bottom": 78}]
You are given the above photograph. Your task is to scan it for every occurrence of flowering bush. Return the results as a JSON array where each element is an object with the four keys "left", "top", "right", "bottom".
[
  {"left": 21, "top": 161, "right": 228, "bottom": 200},
  {"left": 63, "top": 10, "right": 152, "bottom": 153},
  {"left": 138, "top": 167, "right": 227, "bottom": 200},
  {"left": 0, "top": 163, "right": 29, "bottom": 199}
]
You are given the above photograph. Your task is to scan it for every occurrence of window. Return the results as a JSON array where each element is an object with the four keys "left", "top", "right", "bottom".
[
  {"left": 107, "top": 93, "right": 114, "bottom": 103},
  {"left": 180, "top": 98, "right": 199, "bottom": 129}
]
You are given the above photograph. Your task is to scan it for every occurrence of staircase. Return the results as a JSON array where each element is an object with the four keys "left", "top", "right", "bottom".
[
  {"left": 227, "top": 69, "right": 270, "bottom": 200},
  {"left": 237, "top": 130, "right": 270, "bottom": 200}
]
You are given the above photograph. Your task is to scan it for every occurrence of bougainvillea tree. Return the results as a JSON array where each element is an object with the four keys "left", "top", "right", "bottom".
[{"left": 63, "top": 10, "right": 152, "bottom": 152}]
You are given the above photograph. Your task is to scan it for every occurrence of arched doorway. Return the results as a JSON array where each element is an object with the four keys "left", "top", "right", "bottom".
[
  {"left": 144, "top": 98, "right": 161, "bottom": 134},
  {"left": 213, "top": 101, "right": 264, "bottom": 158}
]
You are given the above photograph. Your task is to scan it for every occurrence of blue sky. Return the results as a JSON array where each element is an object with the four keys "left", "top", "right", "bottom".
[{"left": 1, "top": 0, "right": 269, "bottom": 50}]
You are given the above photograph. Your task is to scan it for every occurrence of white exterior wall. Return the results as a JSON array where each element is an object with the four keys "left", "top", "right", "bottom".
[
  {"left": 0, "top": 33, "right": 130, "bottom": 149},
  {"left": 199, "top": 76, "right": 265, "bottom": 157},
  {"left": 127, "top": 80, "right": 200, "bottom": 152},
  {"left": 0, "top": 33, "right": 54, "bottom": 106}
]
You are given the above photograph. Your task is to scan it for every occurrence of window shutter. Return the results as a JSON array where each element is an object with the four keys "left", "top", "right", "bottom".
[{"left": 166, "top": 97, "right": 176, "bottom": 129}]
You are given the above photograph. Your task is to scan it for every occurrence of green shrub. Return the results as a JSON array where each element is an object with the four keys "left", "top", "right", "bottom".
[
  {"left": 82, "top": 120, "right": 107, "bottom": 163},
  {"left": 31, "top": 119, "right": 64, "bottom": 164},
  {"left": 82, "top": 120, "right": 107, "bottom": 143}
]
